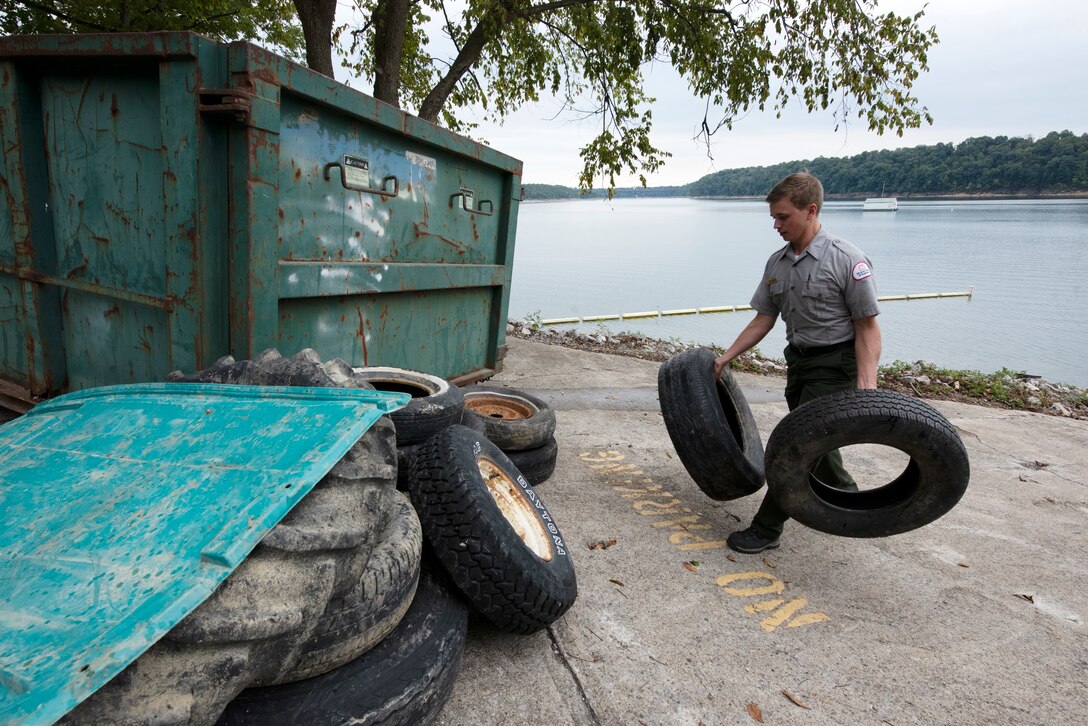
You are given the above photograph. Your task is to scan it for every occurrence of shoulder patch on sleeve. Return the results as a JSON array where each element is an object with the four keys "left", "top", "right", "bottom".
[{"left": 852, "top": 261, "right": 873, "bottom": 281}]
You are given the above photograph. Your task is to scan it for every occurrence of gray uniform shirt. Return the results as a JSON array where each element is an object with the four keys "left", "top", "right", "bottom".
[{"left": 750, "top": 228, "right": 880, "bottom": 348}]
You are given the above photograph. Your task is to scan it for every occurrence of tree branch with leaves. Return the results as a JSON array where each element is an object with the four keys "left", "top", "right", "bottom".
[
  {"left": 3, "top": 0, "right": 938, "bottom": 194},
  {"left": 325, "top": 0, "right": 936, "bottom": 193}
]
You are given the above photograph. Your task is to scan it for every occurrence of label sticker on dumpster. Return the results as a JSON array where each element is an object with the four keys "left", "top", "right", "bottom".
[
  {"left": 343, "top": 155, "right": 370, "bottom": 188},
  {"left": 406, "top": 150, "right": 436, "bottom": 172}
]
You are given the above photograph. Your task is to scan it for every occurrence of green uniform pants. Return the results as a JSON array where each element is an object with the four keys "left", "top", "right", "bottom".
[{"left": 751, "top": 344, "right": 859, "bottom": 538}]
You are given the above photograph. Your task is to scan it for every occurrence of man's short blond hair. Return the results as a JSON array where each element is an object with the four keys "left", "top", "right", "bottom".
[{"left": 766, "top": 172, "right": 824, "bottom": 214}]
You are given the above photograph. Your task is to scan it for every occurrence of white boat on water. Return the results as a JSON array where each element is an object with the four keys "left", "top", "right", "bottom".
[{"left": 863, "top": 196, "right": 898, "bottom": 212}]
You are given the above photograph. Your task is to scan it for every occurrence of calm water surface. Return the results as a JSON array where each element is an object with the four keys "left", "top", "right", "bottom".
[{"left": 508, "top": 198, "right": 1088, "bottom": 388}]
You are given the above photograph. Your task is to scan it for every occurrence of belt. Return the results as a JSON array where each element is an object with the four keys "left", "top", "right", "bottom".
[{"left": 788, "top": 339, "right": 855, "bottom": 357}]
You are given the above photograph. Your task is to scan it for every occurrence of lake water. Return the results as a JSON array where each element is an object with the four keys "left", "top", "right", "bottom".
[{"left": 508, "top": 198, "right": 1088, "bottom": 388}]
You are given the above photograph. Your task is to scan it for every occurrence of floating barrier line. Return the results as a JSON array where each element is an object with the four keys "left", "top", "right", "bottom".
[{"left": 539, "top": 288, "right": 973, "bottom": 326}]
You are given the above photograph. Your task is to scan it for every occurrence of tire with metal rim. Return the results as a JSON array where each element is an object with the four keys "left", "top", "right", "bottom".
[
  {"left": 764, "top": 389, "right": 970, "bottom": 538},
  {"left": 461, "top": 384, "right": 556, "bottom": 451},
  {"left": 353, "top": 367, "right": 465, "bottom": 446},
  {"left": 657, "top": 348, "right": 764, "bottom": 500},
  {"left": 505, "top": 436, "right": 558, "bottom": 487},
  {"left": 406, "top": 424, "right": 577, "bottom": 634},
  {"left": 218, "top": 563, "right": 469, "bottom": 726}
]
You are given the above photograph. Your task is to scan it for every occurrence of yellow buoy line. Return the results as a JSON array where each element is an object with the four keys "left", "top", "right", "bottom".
[{"left": 540, "top": 288, "right": 973, "bottom": 326}]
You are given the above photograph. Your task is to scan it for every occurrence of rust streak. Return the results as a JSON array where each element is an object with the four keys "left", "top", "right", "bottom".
[
  {"left": 67, "top": 260, "right": 89, "bottom": 279},
  {"left": 356, "top": 309, "right": 368, "bottom": 366},
  {"left": 412, "top": 224, "right": 466, "bottom": 254},
  {"left": 138, "top": 325, "right": 153, "bottom": 353}
]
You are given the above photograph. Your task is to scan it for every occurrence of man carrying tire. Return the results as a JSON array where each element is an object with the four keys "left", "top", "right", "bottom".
[{"left": 712, "top": 172, "right": 882, "bottom": 553}]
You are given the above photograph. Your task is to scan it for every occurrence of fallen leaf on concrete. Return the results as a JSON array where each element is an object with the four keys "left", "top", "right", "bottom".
[
  {"left": 588, "top": 539, "right": 618, "bottom": 550},
  {"left": 762, "top": 557, "right": 777, "bottom": 569},
  {"left": 1014, "top": 592, "right": 1036, "bottom": 603},
  {"left": 1018, "top": 475, "right": 1028, "bottom": 482},
  {"left": 957, "top": 562, "right": 970, "bottom": 568},
  {"left": 567, "top": 651, "right": 602, "bottom": 664},
  {"left": 610, "top": 578, "right": 624, "bottom": 587},
  {"left": 747, "top": 703, "right": 764, "bottom": 722},
  {"left": 1044, "top": 496, "right": 1056, "bottom": 503},
  {"left": 682, "top": 562, "right": 698, "bottom": 572},
  {"left": 781, "top": 689, "right": 810, "bottom": 709},
  {"left": 666, "top": 451, "right": 672, "bottom": 459},
  {"left": 726, "top": 554, "right": 736, "bottom": 562}
]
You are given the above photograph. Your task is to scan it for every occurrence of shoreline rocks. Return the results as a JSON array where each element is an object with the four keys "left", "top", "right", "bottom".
[{"left": 506, "top": 320, "right": 1087, "bottom": 421}]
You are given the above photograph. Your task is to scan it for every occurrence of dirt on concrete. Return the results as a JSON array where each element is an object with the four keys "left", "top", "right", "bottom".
[{"left": 437, "top": 336, "right": 1088, "bottom": 725}]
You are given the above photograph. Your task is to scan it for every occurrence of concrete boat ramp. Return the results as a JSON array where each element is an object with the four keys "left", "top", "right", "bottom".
[{"left": 438, "top": 338, "right": 1088, "bottom": 725}]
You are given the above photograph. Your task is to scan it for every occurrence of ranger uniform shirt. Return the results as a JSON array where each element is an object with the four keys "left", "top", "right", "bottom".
[{"left": 750, "top": 228, "right": 880, "bottom": 348}]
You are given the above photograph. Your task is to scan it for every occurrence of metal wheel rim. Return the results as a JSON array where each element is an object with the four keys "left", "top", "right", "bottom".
[
  {"left": 465, "top": 394, "right": 536, "bottom": 421},
  {"left": 477, "top": 456, "right": 552, "bottom": 561}
]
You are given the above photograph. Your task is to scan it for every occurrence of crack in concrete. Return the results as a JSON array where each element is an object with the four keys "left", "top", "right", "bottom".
[{"left": 546, "top": 625, "right": 601, "bottom": 725}]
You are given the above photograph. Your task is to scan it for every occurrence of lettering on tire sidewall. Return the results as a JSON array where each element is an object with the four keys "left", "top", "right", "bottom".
[{"left": 515, "top": 472, "right": 568, "bottom": 557}]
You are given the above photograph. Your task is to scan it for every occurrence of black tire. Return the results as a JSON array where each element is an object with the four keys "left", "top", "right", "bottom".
[
  {"left": 353, "top": 367, "right": 465, "bottom": 446},
  {"left": 657, "top": 348, "right": 764, "bottom": 500},
  {"left": 217, "top": 564, "right": 469, "bottom": 726},
  {"left": 461, "top": 384, "right": 556, "bottom": 451},
  {"left": 396, "top": 441, "right": 424, "bottom": 491},
  {"left": 764, "top": 389, "right": 970, "bottom": 538},
  {"left": 397, "top": 416, "right": 488, "bottom": 491},
  {"left": 506, "top": 436, "right": 558, "bottom": 487},
  {"left": 406, "top": 425, "right": 577, "bottom": 634},
  {"left": 458, "top": 408, "right": 488, "bottom": 436},
  {"left": 275, "top": 491, "right": 422, "bottom": 684}
]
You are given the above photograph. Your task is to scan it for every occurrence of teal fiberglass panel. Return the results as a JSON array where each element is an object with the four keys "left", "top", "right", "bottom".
[{"left": 0, "top": 382, "right": 409, "bottom": 726}]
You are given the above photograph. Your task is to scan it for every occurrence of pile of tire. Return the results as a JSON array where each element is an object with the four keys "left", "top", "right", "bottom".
[
  {"left": 349, "top": 368, "right": 575, "bottom": 634},
  {"left": 658, "top": 348, "right": 970, "bottom": 537},
  {"left": 62, "top": 353, "right": 576, "bottom": 725},
  {"left": 460, "top": 384, "right": 558, "bottom": 487},
  {"left": 359, "top": 369, "right": 560, "bottom": 491}
]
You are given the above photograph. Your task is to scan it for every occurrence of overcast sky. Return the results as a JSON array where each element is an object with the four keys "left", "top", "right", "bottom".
[{"left": 335, "top": 0, "right": 1087, "bottom": 187}]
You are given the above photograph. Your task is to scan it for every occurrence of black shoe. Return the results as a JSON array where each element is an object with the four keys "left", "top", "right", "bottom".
[{"left": 727, "top": 526, "right": 780, "bottom": 554}]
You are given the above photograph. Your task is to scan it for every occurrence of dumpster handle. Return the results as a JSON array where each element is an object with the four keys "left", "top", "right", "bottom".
[
  {"left": 323, "top": 162, "right": 399, "bottom": 199},
  {"left": 450, "top": 188, "right": 494, "bottom": 216}
]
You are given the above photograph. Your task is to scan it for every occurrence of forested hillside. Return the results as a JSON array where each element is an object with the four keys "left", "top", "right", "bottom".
[
  {"left": 523, "top": 131, "right": 1088, "bottom": 200},
  {"left": 688, "top": 131, "right": 1087, "bottom": 197},
  {"left": 521, "top": 184, "right": 689, "bottom": 200}
]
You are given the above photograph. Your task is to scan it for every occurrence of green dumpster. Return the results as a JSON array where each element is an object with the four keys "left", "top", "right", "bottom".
[{"left": 0, "top": 32, "right": 522, "bottom": 412}]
